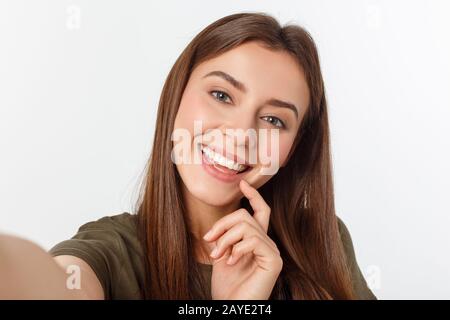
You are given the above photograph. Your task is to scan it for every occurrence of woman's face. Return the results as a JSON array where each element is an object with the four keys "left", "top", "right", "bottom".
[{"left": 173, "top": 41, "right": 310, "bottom": 207}]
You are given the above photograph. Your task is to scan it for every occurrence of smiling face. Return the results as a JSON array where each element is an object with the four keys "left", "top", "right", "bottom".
[{"left": 173, "top": 41, "right": 310, "bottom": 207}]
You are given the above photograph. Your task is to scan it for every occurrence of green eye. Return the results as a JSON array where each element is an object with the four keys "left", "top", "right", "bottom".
[
  {"left": 210, "top": 90, "right": 232, "bottom": 104},
  {"left": 261, "top": 116, "right": 285, "bottom": 129}
]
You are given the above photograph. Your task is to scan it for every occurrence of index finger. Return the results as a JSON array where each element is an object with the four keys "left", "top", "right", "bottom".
[{"left": 239, "top": 179, "right": 271, "bottom": 232}]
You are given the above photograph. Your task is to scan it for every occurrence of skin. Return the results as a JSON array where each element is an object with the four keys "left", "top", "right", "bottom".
[
  {"left": 173, "top": 41, "right": 310, "bottom": 299},
  {"left": 0, "top": 234, "right": 103, "bottom": 299},
  {"left": 0, "top": 41, "right": 310, "bottom": 300}
]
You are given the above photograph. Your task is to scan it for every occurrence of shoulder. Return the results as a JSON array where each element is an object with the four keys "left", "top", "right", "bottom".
[
  {"left": 335, "top": 215, "right": 377, "bottom": 300},
  {"left": 66, "top": 212, "right": 138, "bottom": 248},
  {"left": 49, "top": 212, "right": 144, "bottom": 299},
  {"left": 336, "top": 216, "right": 354, "bottom": 254},
  {"left": 335, "top": 215, "right": 360, "bottom": 272},
  {"left": 73, "top": 211, "right": 143, "bottom": 260},
  {"left": 78, "top": 212, "right": 138, "bottom": 234},
  {"left": 335, "top": 216, "right": 358, "bottom": 273}
]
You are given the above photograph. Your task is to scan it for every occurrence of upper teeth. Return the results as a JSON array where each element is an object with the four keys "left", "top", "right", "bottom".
[{"left": 201, "top": 146, "right": 248, "bottom": 172}]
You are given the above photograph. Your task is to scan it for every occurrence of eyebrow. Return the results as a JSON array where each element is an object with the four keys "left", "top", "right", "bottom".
[{"left": 203, "top": 70, "right": 299, "bottom": 119}]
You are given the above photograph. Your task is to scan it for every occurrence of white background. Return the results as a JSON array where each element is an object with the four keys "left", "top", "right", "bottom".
[{"left": 1, "top": 0, "right": 449, "bottom": 299}]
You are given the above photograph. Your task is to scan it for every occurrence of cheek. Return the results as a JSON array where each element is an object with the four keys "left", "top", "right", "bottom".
[
  {"left": 250, "top": 132, "right": 295, "bottom": 184},
  {"left": 257, "top": 130, "right": 295, "bottom": 167},
  {"left": 278, "top": 138, "right": 294, "bottom": 166},
  {"left": 174, "top": 88, "right": 218, "bottom": 133}
]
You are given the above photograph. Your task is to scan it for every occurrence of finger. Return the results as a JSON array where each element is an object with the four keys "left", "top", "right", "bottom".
[
  {"left": 212, "top": 246, "right": 232, "bottom": 266},
  {"left": 226, "top": 235, "right": 283, "bottom": 272},
  {"left": 209, "top": 221, "right": 276, "bottom": 260},
  {"left": 239, "top": 179, "right": 271, "bottom": 232},
  {"left": 203, "top": 208, "right": 265, "bottom": 242}
]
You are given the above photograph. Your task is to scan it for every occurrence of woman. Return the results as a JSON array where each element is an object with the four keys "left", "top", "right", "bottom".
[{"left": 0, "top": 12, "right": 376, "bottom": 300}]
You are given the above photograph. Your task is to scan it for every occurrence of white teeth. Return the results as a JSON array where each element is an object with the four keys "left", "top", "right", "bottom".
[{"left": 201, "top": 146, "right": 248, "bottom": 172}]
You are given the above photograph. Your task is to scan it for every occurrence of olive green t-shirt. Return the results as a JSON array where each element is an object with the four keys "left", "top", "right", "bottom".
[{"left": 48, "top": 212, "right": 377, "bottom": 300}]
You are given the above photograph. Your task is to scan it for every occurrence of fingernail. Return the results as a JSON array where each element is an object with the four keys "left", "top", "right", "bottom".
[
  {"left": 226, "top": 255, "right": 234, "bottom": 265},
  {"left": 210, "top": 247, "right": 218, "bottom": 258},
  {"left": 203, "top": 230, "right": 212, "bottom": 240}
]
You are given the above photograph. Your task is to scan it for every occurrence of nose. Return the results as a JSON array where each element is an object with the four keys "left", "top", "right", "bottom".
[{"left": 223, "top": 113, "right": 257, "bottom": 149}]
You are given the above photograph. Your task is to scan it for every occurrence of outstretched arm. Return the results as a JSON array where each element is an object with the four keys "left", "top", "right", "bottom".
[{"left": 0, "top": 233, "right": 104, "bottom": 299}]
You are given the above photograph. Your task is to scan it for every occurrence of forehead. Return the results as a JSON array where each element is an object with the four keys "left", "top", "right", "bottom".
[{"left": 191, "top": 41, "right": 310, "bottom": 111}]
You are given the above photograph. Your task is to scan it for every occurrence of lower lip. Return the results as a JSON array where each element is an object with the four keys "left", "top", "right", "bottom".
[{"left": 201, "top": 150, "right": 249, "bottom": 183}]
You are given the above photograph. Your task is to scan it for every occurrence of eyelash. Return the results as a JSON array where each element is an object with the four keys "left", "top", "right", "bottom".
[{"left": 209, "top": 90, "right": 286, "bottom": 129}]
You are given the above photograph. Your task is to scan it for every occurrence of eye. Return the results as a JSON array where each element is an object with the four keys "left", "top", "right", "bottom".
[
  {"left": 210, "top": 90, "right": 233, "bottom": 104},
  {"left": 261, "top": 116, "right": 286, "bottom": 129}
]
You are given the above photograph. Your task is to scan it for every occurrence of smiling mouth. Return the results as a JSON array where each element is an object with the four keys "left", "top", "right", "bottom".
[{"left": 200, "top": 144, "right": 252, "bottom": 175}]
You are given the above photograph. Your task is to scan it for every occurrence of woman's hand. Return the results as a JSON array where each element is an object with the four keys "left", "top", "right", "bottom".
[{"left": 203, "top": 179, "right": 283, "bottom": 300}]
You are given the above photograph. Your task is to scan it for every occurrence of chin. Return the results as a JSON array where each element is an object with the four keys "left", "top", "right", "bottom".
[{"left": 190, "top": 184, "right": 241, "bottom": 207}]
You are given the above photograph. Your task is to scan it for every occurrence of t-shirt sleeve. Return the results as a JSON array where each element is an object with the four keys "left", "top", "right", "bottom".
[
  {"left": 337, "top": 217, "right": 377, "bottom": 300},
  {"left": 48, "top": 216, "right": 127, "bottom": 300}
]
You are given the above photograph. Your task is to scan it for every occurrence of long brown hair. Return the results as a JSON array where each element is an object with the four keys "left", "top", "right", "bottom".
[{"left": 134, "top": 12, "right": 355, "bottom": 299}]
